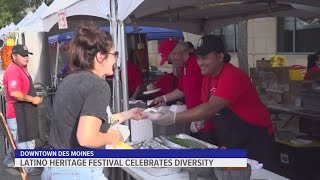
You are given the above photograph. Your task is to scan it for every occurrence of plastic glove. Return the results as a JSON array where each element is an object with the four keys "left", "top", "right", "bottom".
[
  {"left": 247, "top": 159, "right": 263, "bottom": 170},
  {"left": 142, "top": 109, "right": 176, "bottom": 126},
  {"left": 190, "top": 122, "right": 199, "bottom": 133},
  {"left": 190, "top": 120, "right": 205, "bottom": 133},
  {"left": 196, "top": 120, "right": 205, "bottom": 130}
]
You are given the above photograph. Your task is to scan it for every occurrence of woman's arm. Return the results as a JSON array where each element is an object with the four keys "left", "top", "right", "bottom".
[
  {"left": 77, "top": 116, "right": 122, "bottom": 148},
  {"left": 112, "top": 108, "right": 145, "bottom": 124}
]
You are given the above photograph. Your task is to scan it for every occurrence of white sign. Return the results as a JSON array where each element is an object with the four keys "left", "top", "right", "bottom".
[{"left": 58, "top": 10, "right": 68, "bottom": 29}]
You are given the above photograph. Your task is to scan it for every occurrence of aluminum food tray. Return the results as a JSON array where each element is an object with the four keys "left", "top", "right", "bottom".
[
  {"left": 141, "top": 167, "right": 182, "bottom": 177},
  {"left": 153, "top": 136, "right": 187, "bottom": 149},
  {"left": 129, "top": 140, "right": 181, "bottom": 176},
  {"left": 129, "top": 139, "right": 169, "bottom": 149},
  {"left": 164, "top": 133, "right": 218, "bottom": 149}
]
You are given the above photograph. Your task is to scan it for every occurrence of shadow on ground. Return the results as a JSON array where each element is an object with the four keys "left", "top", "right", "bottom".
[{"left": 0, "top": 131, "right": 41, "bottom": 180}]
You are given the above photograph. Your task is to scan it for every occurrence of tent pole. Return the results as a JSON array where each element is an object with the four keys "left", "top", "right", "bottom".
[
  {"left": 110, "top": 0, "right": 121, "bottom": 113},
  {"left": 54, "top": 42, "right": 60, "bottom": 88},
  {"left": 120, "top": 23, "right": 129, "bottom": 112}
]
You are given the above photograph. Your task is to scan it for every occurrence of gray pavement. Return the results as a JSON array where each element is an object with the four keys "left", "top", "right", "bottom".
[{"left": 0, "top": 131, "right": 41, "bottom": 180}]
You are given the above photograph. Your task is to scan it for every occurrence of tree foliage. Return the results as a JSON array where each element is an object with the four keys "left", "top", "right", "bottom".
[
  {"left": 0, "top": 0, "right": 28, "bottom": 28},
  {"left": 0, "top": 0, "right": 54, "bottom": 28}
]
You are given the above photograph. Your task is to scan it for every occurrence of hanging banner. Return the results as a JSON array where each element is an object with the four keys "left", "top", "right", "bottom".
[{"left": 58, "top": 10, "right": 68, "bottom": 29}]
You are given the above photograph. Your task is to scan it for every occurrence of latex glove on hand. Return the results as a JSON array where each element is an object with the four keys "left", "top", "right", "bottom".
[
  {"left": 190, "top": 120, "right": 205, "bottom": 133},
  {"left": 142, "top": 109, "right": 176, "bottom": 126}
]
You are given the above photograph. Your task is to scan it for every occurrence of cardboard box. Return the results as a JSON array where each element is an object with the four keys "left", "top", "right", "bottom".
[
  {"left": 249, "top": 68, "right": 259, "bottom": 86},
  {"left": 283, "top": 80, "right": 314, "bottom": 107},
  {"left": 257, "top": 67, "right": 290, "bottom": 93},
  {"left": 276, "top": 139, "right": 320, "bottom": 180},
  {"left": 256, "top": 59, "right": 272, "bottom": 68}
]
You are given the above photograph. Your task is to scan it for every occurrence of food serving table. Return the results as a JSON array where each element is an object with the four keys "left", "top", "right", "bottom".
[
  {"left": 121, "top": 167, "right": 289, "bottom": 180},
  {"left": 121, "top": 134, "right": 289, "bottom": 180},
  {"left": 267, "top": 104, "right": 320, "bottom": 120}
]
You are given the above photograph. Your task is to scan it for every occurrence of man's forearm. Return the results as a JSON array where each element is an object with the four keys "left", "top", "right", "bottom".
[
  {"left": 164, "top": 89, "right": 184, "bottom": 102},
  {"left": 176, "top": 96, "right": 229, "bottom": 123},
  {"left": 10, "top": 91, "right": 34, "bottom": 103}
]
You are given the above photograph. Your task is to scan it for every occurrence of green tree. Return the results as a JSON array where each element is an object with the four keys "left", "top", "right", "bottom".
[
  {"left": 0, "top": 0, "right": 54, "bottom": 28},
  {"left": 29, "top": 0, "right": 54, "bottom": 9},
  {"left": 0, "top": 0, "right": 28, "bottom": 28}
]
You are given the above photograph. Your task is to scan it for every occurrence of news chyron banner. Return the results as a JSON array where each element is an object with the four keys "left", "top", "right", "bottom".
[{"left": 15, "top": 149, "right": 247, "bottom": 167}]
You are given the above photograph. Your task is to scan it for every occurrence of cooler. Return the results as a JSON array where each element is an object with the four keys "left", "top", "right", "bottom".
[{"left": 289, "top": 65, "right": 306, "bottom": 80}]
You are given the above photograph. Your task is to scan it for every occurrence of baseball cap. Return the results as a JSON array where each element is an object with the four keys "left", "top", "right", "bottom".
[
  {"left": 12, "top": 44, "right": 33, "bottom": 56},
  {"left": 195, "top": 35, "right": 224, "bottom": 56},
  {"left": 158, "top": 39, "right": 177, "bottom": 65}
]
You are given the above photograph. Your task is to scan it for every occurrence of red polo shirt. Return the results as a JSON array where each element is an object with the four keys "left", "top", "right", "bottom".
[
  {"left": 154, "top": 73, "right": 178, "bottom": 96},
  {"left": 178, "top": 55, "right": 203, "bottom": 109},
  {"left": 3, "top": 62, "right": 30, "bottom": 118},
  {"left": 200, "top": 75, "right": 214, "bottom": 132},
  {"left": 127, "top": 60, "right": 142, "bottom": 94},
  {"left": 203, "top": 63, "right": 272, "bottom": 132},
  {"left": 304, "top": 65, "right": 320, "bottom": 80}
]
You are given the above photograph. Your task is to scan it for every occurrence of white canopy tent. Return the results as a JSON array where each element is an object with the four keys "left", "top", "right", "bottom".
[
  {"left": 41, "top": 0, "right": 144, "bottom": 114},
  {"left": 0, "top": 26, "right": 7, "bottom": 36},
  {"left": 40, "top": 0, "right": 320, "bottom": 113},
  {"left": 17, "top": 12, "right": 34, "bottom": 29},
  {"left": 19, "top": 2, "right": 49, "bottom": 32},
  {"left": 3, "top": 3, "right": 52, "bottom": 86},
  {"left": 1, "top": 23, "right": 17, "bottom": 35},
  {"left": 127, "top": 0, "right": 320, "bottom": 34}
]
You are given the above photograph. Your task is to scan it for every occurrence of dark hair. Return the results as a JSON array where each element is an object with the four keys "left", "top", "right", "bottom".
[
  {"left": 224, "top": 53, "right": 231, "bottom": 63},
  {"left": 69, "top": 24, "right": 113, "bottom": 72},
  {"left": 186, "top": 41, "right": 194, "bottom": 49},
  {"left": 307, "top": 51, "right": 320, "bottom": 70}
]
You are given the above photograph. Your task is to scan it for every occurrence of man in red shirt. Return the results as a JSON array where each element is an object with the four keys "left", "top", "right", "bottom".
[
  {"left": 3, "top": 44, "right": 43, "bottom": 175},
  {"left": 190, "top": 52, "right": 232, "bottom": 143},
  {"left": 152, "top": 39, "right": 203, "bottom": 133},
  {"left": 146, "top": 35, "right": 278, "bottom": 172},
  {"left": 107, "top": 52, "right": 143, "bottom": 100},
  {"left": 146, "top": 66, "right": 180, "bottom": 97},
  {"left": 127, "top": 59, "right": 143, "bottom": 99}
]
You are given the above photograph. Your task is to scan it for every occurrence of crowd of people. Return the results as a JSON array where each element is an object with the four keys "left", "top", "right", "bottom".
[{"left": 2, "top": 23, "right": 319, "bottom": 179}]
